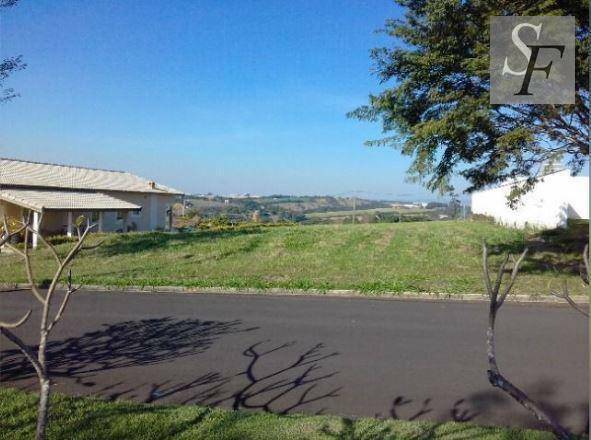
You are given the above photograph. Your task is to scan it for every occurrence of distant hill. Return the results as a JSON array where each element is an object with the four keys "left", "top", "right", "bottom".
[
  {"left": 175, "top": 194, "right": 456, "bottom": 227},
  {"left": 178, "top": 195, "right": 393, "bottom": 222}
]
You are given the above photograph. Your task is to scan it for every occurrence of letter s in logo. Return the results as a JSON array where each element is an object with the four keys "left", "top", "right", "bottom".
[{"left": 502, "top": 22, "right": 542, "bottom": 76}]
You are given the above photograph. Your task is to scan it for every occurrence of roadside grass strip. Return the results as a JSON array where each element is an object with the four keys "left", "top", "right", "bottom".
[{"left": 0, "top": 387, "right": 562, "bottom": 440}]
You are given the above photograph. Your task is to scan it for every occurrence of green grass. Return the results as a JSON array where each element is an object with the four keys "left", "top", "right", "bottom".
[
  {"left": 0, "top": 220, "right": 587, "bottom": 295},
  {"left": 0, "top": 387, "right": 560, "bottom": 440}
]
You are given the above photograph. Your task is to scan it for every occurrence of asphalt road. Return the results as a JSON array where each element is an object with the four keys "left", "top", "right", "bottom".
[{"left": 0, "top": 290, "right": 588, "bottom": 433}]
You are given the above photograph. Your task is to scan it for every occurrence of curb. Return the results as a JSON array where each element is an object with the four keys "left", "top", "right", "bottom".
[{"left": 0, "top": 282, "right": 587, "bottom": 304}]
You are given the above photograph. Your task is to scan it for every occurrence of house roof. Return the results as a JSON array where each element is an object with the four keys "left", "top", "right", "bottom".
[
  {"left": 0, "top": 158, "right": 183, "bottom": 195},
  {"left": 0, "top": 188, "right": 142, "bottom": 212}
]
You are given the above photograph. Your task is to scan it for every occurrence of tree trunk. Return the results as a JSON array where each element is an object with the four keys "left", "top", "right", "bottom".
[
  {"left": 35, "top": 377, "right": 50, "bottom": 440},
  {"left": 487, "top": 306, "right": 571, "bottom": 440}
]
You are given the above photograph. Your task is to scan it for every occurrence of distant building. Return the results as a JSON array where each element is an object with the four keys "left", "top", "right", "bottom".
[
  {"left": 391, "top": 202, "right": 420, "bottom": 209},
  {"left": 0, "top": 158, "right": 183, "bottom": 247},
  {"left": 471, "top": 169, "right": 588, "bottom": 229}
]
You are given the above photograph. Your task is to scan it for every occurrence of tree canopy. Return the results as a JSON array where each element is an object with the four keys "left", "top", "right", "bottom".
[{"left": 349, "top": 0, "right": 588, "bottom": 200}]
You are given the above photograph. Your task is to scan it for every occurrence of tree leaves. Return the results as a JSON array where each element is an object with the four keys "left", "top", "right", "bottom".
[
  {"left": 0, "top": 56, "right": 26, "bottom": 103},
  {"left": 0, "top": 1, "right": 25, "bottom": 103},
  {"left": 350, "top": 0, "right": 589, "bottom": 201}
]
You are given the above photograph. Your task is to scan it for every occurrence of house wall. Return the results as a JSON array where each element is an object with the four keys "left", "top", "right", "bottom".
[
  {"left": 567, "top": 176, "right": 589, "bottom": 219},
  {"left": 471, "top": 170, "right": 589, "bottom": 229},
  {"left": 104, "top": 192, "right": 176, "bottom": 231},
  {"left": 40, "top": 211, "right": 68, "bottom": 234},
  {"left": 60, "top": 192, "right": 177, "bottom": 233}
]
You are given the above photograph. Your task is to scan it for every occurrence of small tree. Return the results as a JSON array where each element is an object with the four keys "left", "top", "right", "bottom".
[
  {"left": 0, "top": 212, "right": 99, "bottom": 440},
  {"left": 482, "top": 242, "right": 588, "bottom": 440},
  {"left": 447, "top": 193, "right": 462, "bottom": 219}
]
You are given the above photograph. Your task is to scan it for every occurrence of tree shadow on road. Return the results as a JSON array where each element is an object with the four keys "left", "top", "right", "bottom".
[
  {"left": 0, "top": 317, "right": 258, "bottom": 382},
  {"left": 461, "top": 378, "right": 589, "bottom": 436},
  {"left": 369, "top": 377, "right": 589, "bottom": 438},
  {"left": 1, "top": 321, "right": 342, "bottom": 418},
  {"left": 142, "top": 340, "right": 342, "bottom": 416},
  {"left": 226, "top": 340, "right": 341, "bottom": 415}
]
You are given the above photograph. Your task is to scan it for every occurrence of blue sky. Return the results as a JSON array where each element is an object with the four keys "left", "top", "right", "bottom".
[{"left": 0, "top": 0, "right": 460, "bottom": 201}]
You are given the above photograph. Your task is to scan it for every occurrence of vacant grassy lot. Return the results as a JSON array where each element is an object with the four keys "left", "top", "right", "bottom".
[
  {"left": 0, "top": 220, "right": 586, "bottom": 295},
  {"left": 0, "top": 387, "right": 559, "bottom": 440}
]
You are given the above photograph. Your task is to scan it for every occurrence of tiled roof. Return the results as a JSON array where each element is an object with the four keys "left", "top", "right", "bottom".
[
  {"left": 0, "top": 189, "right": 142, "bottom": 212},
  {"left": 0, "top": 158, "right": 183, "bottom": 194}
]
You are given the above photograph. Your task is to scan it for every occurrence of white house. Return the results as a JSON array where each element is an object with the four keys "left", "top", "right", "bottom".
[
  {"left": 0, "top": 158, "right": 183, "bottom": 247},
  {"left": 471, "top": 169, "right": 589, "bottom": 229}
]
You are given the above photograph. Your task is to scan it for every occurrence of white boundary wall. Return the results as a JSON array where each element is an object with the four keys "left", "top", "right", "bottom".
[{"left": 471, "top": 170, "right": 589, "bottom": 229}]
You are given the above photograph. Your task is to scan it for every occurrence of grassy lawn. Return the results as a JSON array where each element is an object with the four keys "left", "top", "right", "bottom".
[
  {"left": 0, "top": 220, "right": 587, "bottom": 295},
  {"left": 0, "top": 387, "right": 560, "bottom": 440}
]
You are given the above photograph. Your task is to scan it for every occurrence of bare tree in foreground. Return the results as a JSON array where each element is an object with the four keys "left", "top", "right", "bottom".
[
  {"left": 482, "top": 242, "right": 588, "bottom": 440},
  {"left": 0, "top": 213, "right": 98, "bottom": 440},
  {"left": 0, "top": 214, "right": 28, "bottom": 249},
  {"left": 549, "top": 244, "right": 590, "bottom": 319}
]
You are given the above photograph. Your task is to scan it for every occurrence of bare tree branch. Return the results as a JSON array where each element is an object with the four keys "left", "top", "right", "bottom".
[
  {"left": 80, "top": 239, "right": 105, "bottom": 252},
  {"left": 482, "top": 243, "right": 571, "bottom": 440},
  {"left": 550, "top": 245, "right": 590, "bottom": 318},
  {"left": 0, "top": 327, "right": 43, "bottom": 378},
  {"left": 493, "top": 253, "right": 510, "bottom": 299},
  {"left": 28, "top": 225, "right": 62, "bottom": 266},
  {"left": 0, "top": 213, "right": 27, "bottom": 247},
  {"left": 3, "top": 215, "right": 46, "bottom": 304},
  {"left": 47, "top": 270, "right": 78, "bottom": 332},
  {"left": 1, "top": 215, "right": 100, "bottom": 440},
  {"left": 0, "top": 309, "right": 31, "bottom": 328},
  {"left": 482, "top": 242, "right": 493, "bottom": 297},
  {"left": 497, "top": 250, "right": 528, "bottom": 309},
  {"left": 581, "top": 244, "right": 589, "bottom": 286},
  {"left": 550, "top": 281, "right": 589, "bottom": 318}
]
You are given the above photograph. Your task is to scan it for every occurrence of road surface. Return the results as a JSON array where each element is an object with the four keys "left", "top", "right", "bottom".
[{"left": 0, "top": 290, "right": 588, "bottom": 433}]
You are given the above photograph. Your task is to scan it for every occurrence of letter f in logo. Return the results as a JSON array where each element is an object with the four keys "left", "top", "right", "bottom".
[{"left": 502, "top": 22, "right": 565, "bottom": 96}]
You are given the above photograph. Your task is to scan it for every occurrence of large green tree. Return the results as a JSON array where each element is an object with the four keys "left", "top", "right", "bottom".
[{"left": 350, "top": 0, "right": 588, "bottom": 200}]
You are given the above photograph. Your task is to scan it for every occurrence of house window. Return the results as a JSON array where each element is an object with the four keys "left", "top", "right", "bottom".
[{"left": 116, "top": 211, "right": 124, "bottom": 220}]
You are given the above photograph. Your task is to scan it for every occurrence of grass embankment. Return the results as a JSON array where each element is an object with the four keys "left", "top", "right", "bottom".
[
  {"left": 0, "top": 220, "right": 587, "bottom": 295},
  {"left": 0, "top": 387, "right": 559, "bottom": 440}
]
